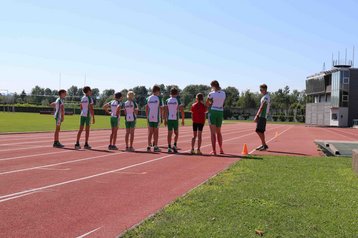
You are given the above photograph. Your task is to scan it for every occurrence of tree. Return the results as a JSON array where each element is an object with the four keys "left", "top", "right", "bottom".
[
  {"left": 20, "top": 90, "right": 26, "bottom": 101},
  {"left": 91, "top": 88, "right": 100, "bottom": 98},
  {"left": 31, "top": 85, "right": 45, "bottom": 104},
  {"left": 181, "top": 84, "right": 211, "bottom": 109},
  {"left": 132, "top": 86, "right": 148, "bottom": 109},
  {"left": 223, "top": 86, "right": 239, "bottom": 108},
  {"left": 237, "top": 90, "right": 258, "bottom": 109}
]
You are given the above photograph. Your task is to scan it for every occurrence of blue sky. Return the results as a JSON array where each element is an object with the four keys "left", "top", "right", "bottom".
[{"left": 1, "top": 0, "right": 357, "bottom": 93}]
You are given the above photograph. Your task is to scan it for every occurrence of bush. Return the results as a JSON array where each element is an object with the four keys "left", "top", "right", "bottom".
[{"left": 279, "top": 113, "right": 286, "bottom": 122}]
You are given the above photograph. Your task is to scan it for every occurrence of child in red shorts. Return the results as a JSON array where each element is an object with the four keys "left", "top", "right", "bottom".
[{"left": 190, "top": 93, "right": 207, "bottom": 155}]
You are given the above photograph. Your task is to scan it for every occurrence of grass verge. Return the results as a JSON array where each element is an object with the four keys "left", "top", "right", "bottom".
[{"left": 123, "top": 155, "right": 358, "bottom": 238}]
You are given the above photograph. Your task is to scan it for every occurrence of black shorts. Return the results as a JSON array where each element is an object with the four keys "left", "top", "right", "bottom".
[
  {"left": 256, "top": 117, "right": 267, "bottom": 133},
  {"left": 193, "top": 123, "right": 204, "bottom": 132}
]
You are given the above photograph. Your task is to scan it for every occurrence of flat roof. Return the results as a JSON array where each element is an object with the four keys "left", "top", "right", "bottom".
[{"left": 307, "top": 67, "right": 358, "bottom": 80}]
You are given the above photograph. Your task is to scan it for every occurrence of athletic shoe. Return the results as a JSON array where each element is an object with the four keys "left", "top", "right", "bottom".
[
  {"left": 75, "top": 143, "right": 81, "bottom": 150},
  {"left": 190, "top": 149, "right": 195, "bottom": 155},
  {"left": 168, "top": 148, "right": 173, "bottom": 153},
  {"left": 255, "top": 145, "right": 265, "bottom": 151},
  {"left": 172, "top": 146, "right": 178, "bottom": 153},
  {"left": 111, "top": 145, "right": 118, "bottom": 150},
  {"left": 196, "top": 150, "right": 202, "bottom": 155},
  {"left": 154, "top": 146, "right": 161, "bottom": 152},
  {"left": 53, "top": 142, "right": 64, "bottom": 148},
  {"left": 147, "top": 146, "right": 151, "bottom": 152},
  {"left": 84, "top": 143, "right": 92, "bottom": 150},
  {"left": 210, "top": 151, "right": 217, "bottom": 156},
  {"left": 220, "top": 149, "right": 224, "bottom": 155},
  {"left": 258, "top": 145, "right": 269, "bottom": 151},
  {"left": 129, "top": 147, "right": 135, "bottom": 152},
  {"left": 108, "top": 145, "right": 113, "bottom": 150},
  {"left": 125, "top": 147, "right": 130, "bottom": 151}
]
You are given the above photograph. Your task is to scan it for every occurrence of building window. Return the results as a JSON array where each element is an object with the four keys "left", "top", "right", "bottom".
[
  {"left": 343, "top": 77, "right": 349, "bottom": 84},
  {"left": 342, "top": 95, "right": 349, "bottom": 102},
  {"left": 332, "top": 113, "right": 338, "bottom": 120}
]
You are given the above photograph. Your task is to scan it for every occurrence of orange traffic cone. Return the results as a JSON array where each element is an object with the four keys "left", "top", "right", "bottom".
[{"left": 241, "top": 143, "right": 248, "bottom": 156}]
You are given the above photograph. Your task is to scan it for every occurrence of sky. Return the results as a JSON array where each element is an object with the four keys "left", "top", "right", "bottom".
[{"left": 1, "top": 0, "right": 358, "bottom": 94}]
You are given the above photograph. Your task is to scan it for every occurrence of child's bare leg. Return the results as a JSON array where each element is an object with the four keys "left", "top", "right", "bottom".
[
  {"left": 209, "top": 125, "right": 217, "bottom": 153},
  {"left": 191, "top": 131, "right": 197, "bottom": 150},
  {"left": 216, "top": 127, "right": 223, "bottom": 151},
  {"left": 125, "top": 128, "right": 130, "bottom": 147},
  {"left": 112, "top": 127, "right": 118, "bottom": 146},
  {"left": 148, "top": 127, "right": 154, "bottom": 146},
  {"left": 76, "top": 126, "right": 84, "bottom": 143},
  {"left": 85, "top": 125, "right": 90, "bottom": 144},
  {"left": 198, "top": 131, "right": 203, "bottom": 150},
  {"left": 130, "top": 128, "right": 135, "bottom": 147},
  {"left": 54, "top": 125, "right": 60, "bottom": 141},
  {"left": 174, "top": 130, "right": 179, "bottom": 145},
  {"left": 167, "top": 130, "right": 173, "bottom": 147},
  {"left": 154, "top": 128, "right": 159, "bottom": 146}
]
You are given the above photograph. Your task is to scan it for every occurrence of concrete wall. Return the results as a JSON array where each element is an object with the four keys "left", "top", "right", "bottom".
[
  {"left": 305, "top": 103, "right": 331, "bottom": 126},
  {"left": 348, "top": 69, "right": 358, "bottom": 127}
]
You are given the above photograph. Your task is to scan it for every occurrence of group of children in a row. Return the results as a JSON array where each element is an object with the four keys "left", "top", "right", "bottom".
[{"left": 52, "top": 80, "right": 228, "bottom": 155}]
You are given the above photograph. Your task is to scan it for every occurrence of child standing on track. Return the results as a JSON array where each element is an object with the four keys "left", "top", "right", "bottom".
[
  {"left": 124, "top": 91, "right": 138, "bottom": 151},
  {"left": 103, "top": 92, "right": 123, "bottom": 150},
  {"left": 254, "top": 84, "right": 271, "bottom": 151},
  {"left": 75, "top": 86, "right": 95, "bottom": 150},
  {"left": 190, "top": 93, "right": 206, "bottom": 155},
  {"left": 164, "top": 88, "right": 185, "bottom": 153},
  {"left": 146, "top": 85, "right": 164, "bottom": 152},
  {"left": 51, "top": 89, "right": 67, "bottom": 148},
  {"left": 206, "top": 80, "right": 226, "bottom": 155}
]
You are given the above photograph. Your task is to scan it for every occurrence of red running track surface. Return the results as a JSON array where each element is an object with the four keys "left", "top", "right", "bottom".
[{"left": 0, "top": 123, "right": 357, "bottom": 237}]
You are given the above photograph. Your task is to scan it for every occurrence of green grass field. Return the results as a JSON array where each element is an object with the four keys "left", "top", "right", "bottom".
[
  {"left": 123, "top": 156, "right": 358, "bottom": 238},
  {"left": 0, "top": 112, "right": 194, "bottom": 133},
  {"left": 0, "top": 112, "right": 302, "bottom": 133}
]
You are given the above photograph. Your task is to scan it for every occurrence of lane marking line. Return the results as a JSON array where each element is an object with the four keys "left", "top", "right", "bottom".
[
  {"left": 0, "top": 126, "right": 285, "bottom": 203},
  {"left": 75, "top": 227, "right": 102, "bottom": 238}
]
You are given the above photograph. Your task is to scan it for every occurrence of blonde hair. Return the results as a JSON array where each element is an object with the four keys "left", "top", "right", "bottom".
[{"left": 127, "top": 91, "right": 135, "bottom": 100}]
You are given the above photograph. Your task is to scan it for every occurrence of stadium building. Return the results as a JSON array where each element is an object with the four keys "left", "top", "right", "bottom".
[{"left": 305, "top": 59, "right": 358, "bottom": 127}]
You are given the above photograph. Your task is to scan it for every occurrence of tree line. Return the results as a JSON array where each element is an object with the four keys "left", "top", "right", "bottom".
[{"left": 1, "top": 84, "right": 306, "bottom": 120}]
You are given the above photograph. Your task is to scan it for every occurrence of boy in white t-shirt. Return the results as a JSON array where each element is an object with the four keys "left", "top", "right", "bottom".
[
  {"left": 103, "top": 92, "right": 123, "bottom": 150},
  {"left": 51, "top": 89, "right": 67, "bottom": 148},
  {"left": 254, "top": 84, "right": 271, "bottom": 151},
  {"left": 75, "top": 86, "right": 95, "bottom": 150},
  {"left": 123, "top": 91, "right": 139, "bottom": 151},
  {"left": 145, "top": 85, "right": 164, "bottom": 152},
  {"left": 163, "top": 88, "right": 184, "bottom": 153}
]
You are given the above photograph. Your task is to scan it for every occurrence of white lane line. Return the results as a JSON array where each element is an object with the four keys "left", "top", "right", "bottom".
[
  {"left": 0, "top": 128, "right": 194, "bottom": 153},
  {"left": 37, "top": 168, "right": 71, "bottom": 171},
  {"left": 114, "top": 171, "right": 147, "bottom": 175},
  {"left": 0, "top": 128, "right": 254, "bottom": 175},
  {"left": 0, "top": 127, "right": 284, "bottom": 203},
  {"left": 75, "top": 227, "right": 102, "bottom": 238},
  {"left": 248, "top": 126, "right": 293, "bottom": 154},
  {"left": 0, "top": 191, "right": 40, "bottom": 203}
]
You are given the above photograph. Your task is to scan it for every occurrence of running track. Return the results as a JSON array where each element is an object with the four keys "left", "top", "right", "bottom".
[{"left": 0, "top": 123, "right": 357, "bottom": 237}]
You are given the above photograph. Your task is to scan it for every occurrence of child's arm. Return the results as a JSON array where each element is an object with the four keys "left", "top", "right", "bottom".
[
  {"left": 205, "top": 97, "right": 212, "bottom": 107},
  {"left": 160, "top": 106, "right": 164, "bottom": 124},
  {"left": 50, "top": 102, "right": 56, "bottom": 108},
  {"left": 254, "top": 102, "right": 265, "bottom": 122},
  {"left": 180, "top": 105, "right": 185, "bottom": 126},
  {"left": 90, "top": 103, "right": 95, "bottom": 124},
  {"left": 61, "top": 105, "right": 65, "bottom": 122},
  {"left": 116, "top": 105, "right": 121, "bottom": 118},
  {"left": 163, "top": 106, "right": 168, "bottom": 126},
  {"left": 103, "top": 103, "right": 110, "bottom": 115}
]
